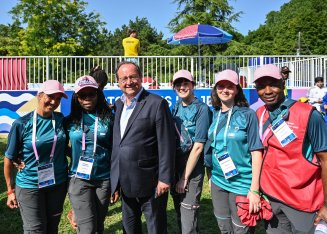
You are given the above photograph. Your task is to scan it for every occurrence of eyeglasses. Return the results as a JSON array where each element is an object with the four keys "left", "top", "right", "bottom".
[
  {"left": 77, "top": 91, "right": 97, "bottom": 100},
  {"left": 118, "top": 76, "right": 140, "bottom": 84}
]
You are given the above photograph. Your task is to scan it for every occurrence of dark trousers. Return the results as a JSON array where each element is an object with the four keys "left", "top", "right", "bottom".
[
  {"left": 211, "top": 182, "right": 254, "bottom": 234},
  {"left": 68, "top": 178, "right": 111, "bottom": 234},
  {"left": 265, "top": 197, "right": 316, "bottom": 234},
  {"left": 121, "top": 191, "right": 168, "bottom": 234},
  {"left": 171, "top": 159, "right": 204, "bottom": 234},
  {"left": 16, "top": 182, "right": 67, "bottom": 234}
]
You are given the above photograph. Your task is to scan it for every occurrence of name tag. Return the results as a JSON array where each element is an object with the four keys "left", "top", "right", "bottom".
[
  {"left": 216, "top": 153, "right": 239, "bottom": 179},
  {"left": 271, "top": 119, "right": 297, "bottom": 147},
  {"left": 38, "top": 163, "right": 55, "bottom": 188},
  {"left": 76, "top": 156, "right": 94, "bottom": 180}
]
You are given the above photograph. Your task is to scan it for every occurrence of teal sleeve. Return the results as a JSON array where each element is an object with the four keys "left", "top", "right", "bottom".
[
  {"left": 194, "top": 104, "right": 212, "bottom": 143},
  {"left": 246, "top": 109, "right": 264, "bottom": 151},
  {"left": 307, "top": 110, "right": 327, "bottom": 153},
  {"left": 203, "top": 137, "right": 213, "bottom": 169},
  {"left": 5, "top": 118, "right": 25, "bottom": 160}
]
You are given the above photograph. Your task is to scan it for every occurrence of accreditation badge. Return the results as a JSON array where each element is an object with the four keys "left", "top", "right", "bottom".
[
  {"left": 216, "top": 153, "right": 239, "bottom": 179},
  {"left": 37, "top": 163, "right": 55, "bottom": 188},
  {"left": 76, "top": 156, "right": 94, "bottom": 180},
  {"left": 271, "top": 118, "right": 297, "bottom": 147}
]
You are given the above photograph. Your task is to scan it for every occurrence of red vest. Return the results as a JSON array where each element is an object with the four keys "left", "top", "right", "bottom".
[{"left": 257, "top": 102, "right": 323, "bottom": 212}]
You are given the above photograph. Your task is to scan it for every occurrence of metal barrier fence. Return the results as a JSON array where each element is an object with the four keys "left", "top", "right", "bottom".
[{"left": 1, "top": 55, "right": 326, "bottom": 90}]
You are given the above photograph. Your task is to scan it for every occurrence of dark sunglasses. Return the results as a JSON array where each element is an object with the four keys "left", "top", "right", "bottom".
[{"left": 77, "top": 91, "right": 97, "bottom": 100}]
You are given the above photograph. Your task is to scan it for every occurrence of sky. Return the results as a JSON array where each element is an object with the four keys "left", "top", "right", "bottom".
[{"left": 0, "top": 0, "right": 289, "bottom": 38}]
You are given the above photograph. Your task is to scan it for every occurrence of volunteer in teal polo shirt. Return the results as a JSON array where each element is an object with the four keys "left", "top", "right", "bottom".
[
  {"left": 65, "top": 75, "right": 115, "bottom": 233},
  {"left": 4, "top": 80, "right": 68, "bottom": 233},
  {"left": 205, "top": 70, "right": 263, "bottom": 234}
]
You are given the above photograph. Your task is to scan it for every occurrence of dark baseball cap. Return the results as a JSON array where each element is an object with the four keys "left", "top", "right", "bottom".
[{"left": 281, "top": 66, "right": 291, "bottom": 73}]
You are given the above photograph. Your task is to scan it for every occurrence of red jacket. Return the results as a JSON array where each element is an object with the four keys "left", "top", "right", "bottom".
[{"left": 257, "top": 102, "right": 323, "bottom": 212}]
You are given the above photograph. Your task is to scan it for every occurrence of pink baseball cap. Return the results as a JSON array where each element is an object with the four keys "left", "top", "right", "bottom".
[
  {"left": 74, "top": 75, "right": 98, "bottom": 93},
  {"left": 37, "top": 80, "right": 67, "bottom": 99},
  {"left": 173, "top": 70, "right": 194, "bottom": 84},
  {"left": 214, "top": 69, "right": 239, "bottom": 85},
  {"left": 254, "top": 64, "right": 282, "bottom": 82}
]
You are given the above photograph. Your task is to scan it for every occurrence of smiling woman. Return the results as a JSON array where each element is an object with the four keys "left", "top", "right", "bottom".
[
  {"left": 170, "top": 69, "right": 212, "bottom": 233},
  {"left": 205, "top": 70, "right": 264, "bottom": 233},
  {"left": 3, "top": 80, "right": 69, "bottom": 233},
  {"left": 64, "top": 75, "right": 117, "bottom": 233}
]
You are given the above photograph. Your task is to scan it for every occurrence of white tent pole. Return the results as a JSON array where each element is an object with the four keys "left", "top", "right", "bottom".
[{"left": 198, "top": 35, "right": 201, "bottom": 84}]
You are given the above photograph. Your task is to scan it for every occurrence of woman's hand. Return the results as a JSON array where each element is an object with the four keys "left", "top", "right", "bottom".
[
  {"left": 314, "top": 206, "right": 327, "bottom": 225},
  {"left": 206, "top": 169, "right": 212, "bottom": 190},
  {"left": 247, "top": 190, "right": 261, "bottom": 214},
  {"left": 12, "top": 158, "right": 25, "bottom": 172},
  {"left": 7, "top": 192, "right": 18, "bottom": 209},
  {"left": 176, "top": 178, "right": 188, "bottom": 194},
  {"left": 4, "top": 158, "right": 18, "bottom": 209}
]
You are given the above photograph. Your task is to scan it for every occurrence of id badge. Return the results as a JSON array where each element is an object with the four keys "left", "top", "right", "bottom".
[
  {"left": 76, "top": 156, "right": 94, "bottom": 180},
  {"left": 271, "top": 118, "right": 297, "bottom": 147},
  {"left": 217, "top": 153, "right": 239, "bottom": 179},
  {"left": 37, "top": 163, "right": 55, "bottom": 188}
]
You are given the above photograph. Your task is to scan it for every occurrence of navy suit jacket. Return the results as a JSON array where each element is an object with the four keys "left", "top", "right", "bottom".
[{"left": 111, "top": 90, "right": 175, "bottom": 198}]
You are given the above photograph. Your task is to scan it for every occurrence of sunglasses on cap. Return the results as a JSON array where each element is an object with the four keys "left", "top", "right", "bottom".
[{"left": 76, "top": 91, "right": 97, "bottom": 100}]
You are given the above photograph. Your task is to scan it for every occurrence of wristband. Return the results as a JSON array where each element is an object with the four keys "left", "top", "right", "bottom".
[
  {"left": 249, "top": 189, "right": 260, "bottom": 196},
  {"left": 7, "top": 189, "right": 15, "bottom": 196},
  {"left": 324, "top": 201, "right": 327, "bottom": 208}
]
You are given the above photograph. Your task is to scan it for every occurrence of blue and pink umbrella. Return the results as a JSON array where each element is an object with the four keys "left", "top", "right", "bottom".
[
  {"left": 168, "top": 24, "right": 233, "bottom": 80},
  {"left": 167, "top": 24, "right": 233, "bottom": 47}
]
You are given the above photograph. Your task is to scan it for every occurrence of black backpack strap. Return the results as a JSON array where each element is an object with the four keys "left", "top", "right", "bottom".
[
  {"left": 283, "top": 99, "right": 296, "bottom": 109},
  {"left": 261, "top": 99, "right": 296, "bottom": 133},
  {"left": 262, "top": 119, "right": 271, "bottom": 134},
  {"left": 172, "top": 100, "right": 182, "bottom": 117},
  {"left": 214, "top": 116, "right": 228, "bottom": 136}
]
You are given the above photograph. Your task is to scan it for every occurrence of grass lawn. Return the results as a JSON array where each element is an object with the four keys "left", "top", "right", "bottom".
[{"left": 0, "top": 137, "right": 265, "bottom": 233}]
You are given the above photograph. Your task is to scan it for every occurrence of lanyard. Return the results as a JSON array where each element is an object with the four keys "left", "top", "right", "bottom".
[
  {"left": 259, "top": 107, "right": 267, "bottom": 141},
  {"left": 81, "top": 112, "right": 98, "bottom": 156},
  {"left": 259, "top": 107, "right": 276, "bottom": 142},
  {"left": 213, "top": 107, "right": 233, "bottom": 149},
  {"left": 32, "top": 111, "right": 57, "bottom": 163}
]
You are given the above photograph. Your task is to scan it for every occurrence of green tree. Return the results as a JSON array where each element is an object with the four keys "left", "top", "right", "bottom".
[
  {"left": 7, "top": 0, "right": 107, "bottom": 55},
  {"left": 240, "top": 0, "right": 327, "bottom": 55},
  {"left": 0, "top": 21, "right": 23, "bottom": 55},
  {"left": 0, "top": 24, "right": 13, "bottom": 55},
  {"left": 167, "top": 0, "right": 242, "bottom": 56}
]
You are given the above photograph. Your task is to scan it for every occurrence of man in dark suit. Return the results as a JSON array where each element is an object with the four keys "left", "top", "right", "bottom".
[{"left": 111, "top": 61, "right": 175, "bottom": 234}]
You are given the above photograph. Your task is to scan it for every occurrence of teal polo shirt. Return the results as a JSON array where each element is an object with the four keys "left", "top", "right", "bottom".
[
  {"left": 173, "top": 97, "right": 212, "bottom": 144},
  {"left": 209, "top": 106, "right": 263, "bottom": 195},
  {"left": 66, "top": 112, "right": 112, "bottom": 180},
  {"left": 5, "top": 111, "right": 68, "bottom": 189}
]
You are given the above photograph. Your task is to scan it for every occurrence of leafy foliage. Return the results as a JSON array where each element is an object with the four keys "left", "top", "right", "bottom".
[
  {"left": 0, "top": 0, "right": 326, "bottom": 56},
  {"left": 233, "top": 0, "right": 327, "bottom": 55},
  {"left": 4, "top": 0, "right": 107, "bottom": 55}
]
